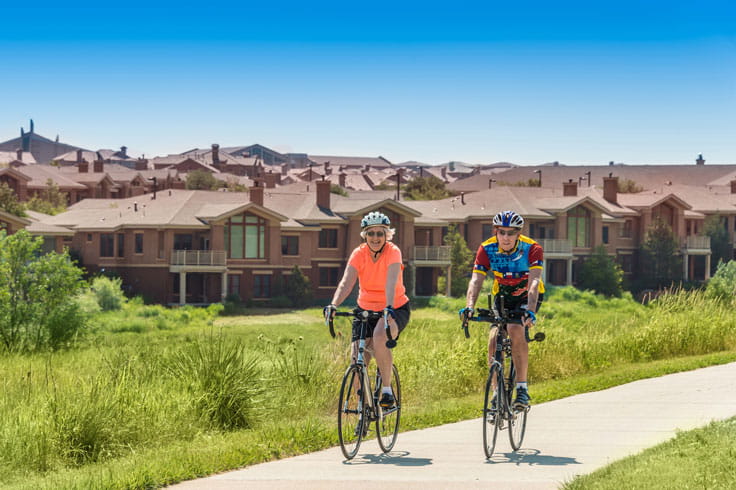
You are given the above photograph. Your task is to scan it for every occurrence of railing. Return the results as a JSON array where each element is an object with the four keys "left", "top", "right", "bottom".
[
  {"left": 537, "top": 239, "right": 573, "bottom": 254},
  {"left": 413, "top": 245, "right": 451, "bottom": 262},
  {"left": 682, "top": 235, "right": 710, "bottom": 251},
  {"left": 171, "top": 250, "right": 227, "bottom": 266}
]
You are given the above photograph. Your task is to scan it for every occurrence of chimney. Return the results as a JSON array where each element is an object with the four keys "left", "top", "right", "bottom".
[
  {"left": 135, "top": 158, "right": 148, "bottom": 171},
  {"left": 696, "top": 153, "right": 705, "bottom": 165},
  {"left": 489, "top": 178, "right": 496, "bottom": 189},
  {"left": 93, "top": 159, "right": 104, "bottom": 172},
  {"left": 731, "top": 180, "right": 736, "bottom": 194},
  {"left": 316, "top": 178, "right": 331, "bottom": 209},
  {"left": 324, "top": 161, "right": 331, "bottom": 176},
  {"left": 78, "top": 161, "right": 89, "bottom": 173},
  {"left": 281, "top": 164, "right": 288, "bottom": 176},
  {"left": 211, "top": 144, "right": 220, "bottom": 166},
  {"left": 553, "top": 161, "right": 559, "bottom": 167},
  {"left": 563, "top": 179, "right": 578, "bottom": 196},
  {"left": 134, "top": 202, "right": 138, "bottom": 212},
  {"left": 603, "top": 173, "right": 619, "bottom": 204},
  {"left": 441, "top": 167, "right": 447, "bottom": 179},
  {"left": 461, "top": 191, "right": 465, "bottom": 204},
  {"left": 120, "top": 146, "right": 128, "bottom": 158},
  {"left": 76, "top": 149, "right": 83, "bottom": 163},
  {"left": 339, "top": 172, "right": 347, "bottom": 187},
  {"left": 249, "top": 182, "right": 264, "bottom": 206},
  {"left": 609, "top": 161, "right": 614, "bottom": 166},
  {"left": 16, "top": 149, "right": 22, "bottom": 161}
]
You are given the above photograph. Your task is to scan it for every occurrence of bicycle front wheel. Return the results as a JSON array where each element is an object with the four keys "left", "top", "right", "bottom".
[
  {"left": 338, "top": 365, "right": 365, "bottom": 459},
  {"left": 483, "top": 364, "right": 503, "bottom": 459},
  {"left": 507, "top": 366, "right": 528, "bottom": 451},
  {"left": 376, "top": 364, "right": 401, "bottom": 453}
]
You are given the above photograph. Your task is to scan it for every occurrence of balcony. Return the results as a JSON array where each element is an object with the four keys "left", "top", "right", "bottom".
[
  {"left": 413, "top": 245, "right": 451, "bottom": 264},
  {"left": 170, "top": 250, "right": 227, "bottom": 272},
  {"left": 682, "top": 235, "right": 710, "bottom": 254},
  {"left": 537, "top": 239, "right": 573, "bottom": 257}
]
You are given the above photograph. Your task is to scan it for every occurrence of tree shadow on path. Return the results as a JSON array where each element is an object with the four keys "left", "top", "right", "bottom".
[{"left": 486, "top": 448, "right": 581, "bottom": 466}]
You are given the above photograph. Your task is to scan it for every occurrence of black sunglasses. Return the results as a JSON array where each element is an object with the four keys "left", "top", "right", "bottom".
[
  {"left": 497, "top": 229, "right": 519, "bottom": 236},
  {"left": 366, "top": 231, "right": 385, "bottom": 237}
]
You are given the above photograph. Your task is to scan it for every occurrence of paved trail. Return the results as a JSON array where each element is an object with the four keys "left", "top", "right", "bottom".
[{"left": 171, "top": 362, "right": 736, "bottom": 489}]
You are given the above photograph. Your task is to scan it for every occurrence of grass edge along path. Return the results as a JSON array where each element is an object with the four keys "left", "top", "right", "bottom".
[
  {"left": 9, "top": 350, "right": 736, "bottom": 490},
  {"left": 562, "top": 416, "right": 736, "bottom": 490}
]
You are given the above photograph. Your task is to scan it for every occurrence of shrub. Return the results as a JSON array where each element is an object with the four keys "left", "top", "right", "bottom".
[
  {"left": 169, "top": 333, "right": 264, "bottom": 430},
  {"left": 91, "top": 276, "right": 126, "bottom": 311},
  {"left": 706, "top": 260, "right": 736, "bottom": 303}
]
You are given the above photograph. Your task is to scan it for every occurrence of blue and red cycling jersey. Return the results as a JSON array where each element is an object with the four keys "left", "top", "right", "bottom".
[{"left": 472, "top": 235, "right": 545, "bottom": 297}]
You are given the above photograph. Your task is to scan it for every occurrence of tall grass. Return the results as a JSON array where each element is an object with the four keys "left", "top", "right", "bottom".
[{"left": 0, "top": 286, "right": 734, "bottom": 488}]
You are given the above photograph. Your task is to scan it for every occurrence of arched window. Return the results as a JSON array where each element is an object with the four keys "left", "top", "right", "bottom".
[
  {"left": 225, "top": 212, "right": 266, "bottom": 259},
  {"left": 567, "top": 206, "right": 591, "bottom": 247}
]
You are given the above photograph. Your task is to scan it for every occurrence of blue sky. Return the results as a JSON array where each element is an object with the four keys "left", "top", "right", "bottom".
[{"left": 1, "top": 1, "right": 734, "bottom": 165}]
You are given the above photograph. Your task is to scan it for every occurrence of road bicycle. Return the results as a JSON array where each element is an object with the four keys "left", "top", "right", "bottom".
[
  {"left": 328, "top": 308, "right": 401, "bottom": 460},
  {"left": 462, "top": 297, "right": 545, "bottom": 458}
]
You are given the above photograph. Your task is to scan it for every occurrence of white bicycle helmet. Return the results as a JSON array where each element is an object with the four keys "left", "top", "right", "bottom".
[
  {"left": 493, "top": 210, "right": 524, "bottom": 229},
  {"left": 361, "top": 211, "right": 391, "bottom": 229}
]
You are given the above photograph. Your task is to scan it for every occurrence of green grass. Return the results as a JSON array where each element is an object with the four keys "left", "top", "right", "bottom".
[
  {"left": 563, "top": 417, "right": 736, "bottom": 490},
  {"left": 0, "top": 286, "right": 734, "bottom": 489}
]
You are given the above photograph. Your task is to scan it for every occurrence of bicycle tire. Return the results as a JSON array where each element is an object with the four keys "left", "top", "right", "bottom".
[
  {"left": 338, "top": 365, "right": 364, "bottom": 459},
  {"left": 483, "top": 364, "right": 503, "bottom": 459},
  {"left": 507, "top": 364, "right": 528, "bottom": 451},
  {"left": 376, "top": 364, "right": 401, "bottom": 453}
]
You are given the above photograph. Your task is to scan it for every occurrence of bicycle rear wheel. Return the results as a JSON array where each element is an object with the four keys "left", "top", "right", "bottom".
[
  {"left": 376, "top": 364, "right": 401, "bottom": 453},
  {"left": 483, "top": 364, "right": 503, "bottom": 459},
  {"left": 507, "top": 365, "right": 528, "bottom": 451},
  {"left": 338, "top": 365, "right": 365, "bottom": 459}
]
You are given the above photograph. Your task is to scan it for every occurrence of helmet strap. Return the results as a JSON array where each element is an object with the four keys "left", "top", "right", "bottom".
[{"left": 368, "top": 242, "right": 386, "bottom": 258}]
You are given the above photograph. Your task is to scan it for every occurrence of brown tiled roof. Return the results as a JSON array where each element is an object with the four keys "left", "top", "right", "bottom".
[
  {"left": 308, "top": 155, "right": 393, "bottom": 168},
  {"left": 15, "top": 165, "right": 87, "bottom": 190},
  {"left": 0, "top": 151, "right": 37, "bottom": 165}
]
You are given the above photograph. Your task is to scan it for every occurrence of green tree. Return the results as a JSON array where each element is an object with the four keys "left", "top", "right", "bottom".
[
  {"left": 0, "top": 230, "right": 86, "bottom": 351},
  {"left": 704, "top": 215, "right": 731, "bottom": 275},
  {"left": 403, "top": 176, "right": 454, "bottom": 200},
  {"left": 638, "top": 218, "right": 682, "bottom": 290},
  {"left": 577, "top": 245, "right": 624, "bottom": 297},
  {"left": 618, "top": 179, "right": 643, "bottom": 193},
  {"left": 25, "top": 179, "right": 68, "bottom": 215},
  {"left": 283, "top": 265, "right": 313, "bottom": 307},
  {"left": 0, "top": 182, "right": 26, "bottom": 217},
  {"left": 330, "top": 184, "right": 348, "bottom": 196},
  {"left": 186, "top": 170, "right": 219, "bottom": 190},
  {"left": 439, "top": 224, "right": 474, "bottom": 297},
  {"left": 706, "top": 260, "right": 736, "bottom": 303}
]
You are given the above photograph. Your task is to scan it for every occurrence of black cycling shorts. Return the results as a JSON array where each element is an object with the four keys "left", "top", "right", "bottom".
[
  {"left": 494, "top": 294, "right": 544, "bottom": 323},
  {"left": 351, "top": 303, "right": 411, "bottom": 342}
]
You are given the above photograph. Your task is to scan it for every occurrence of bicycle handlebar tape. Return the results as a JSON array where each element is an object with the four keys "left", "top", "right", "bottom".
[{"left": 328, "top": 319, "right": 336, "bottom": 338}]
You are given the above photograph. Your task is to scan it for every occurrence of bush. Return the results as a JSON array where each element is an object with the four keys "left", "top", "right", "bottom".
[
  {"left": 706, "top": 260, "right": 736, "bottom": 303},
  {"left": 91, "top": 276, "right": 127, "bottom": 311},
  {"left": 168, "top": 333, "right": 265, "bottom": 430},
  {"left": 577, "top": 245, "right": 624, "bottom": 297}
]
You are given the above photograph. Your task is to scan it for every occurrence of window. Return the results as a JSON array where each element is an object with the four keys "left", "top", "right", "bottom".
[
  {"left": 482, "top": 224, "right": 493, "bottom": 239},
  {"left": 158, "top": 231, "right": 165, "bottom": 259},
  {"left": 281, "top": 236, "right": 299, "bottom": 255},
  {"left": 621, "top": 220, "right": 633, "bottom": 238},
  {"left": 619, "top": 254, "right": 633, "bottom": 273},
  {"left": 567, "top": 206, "right": 591, "bottom": 247},
  {"left": 174, "top": 233, "right": 193, "bottom": 250},
  {"left": 225, "top": 213, "right": 266, "bottom": 259},
  {"left": 254, "top": 275, "right": 271, "bottom": 298},
  {"left": 135, "top": 233, "right": 144, "bottom": 254},
  {"left": 228, "top": 275, "right": 241, "bottom": 298},
  {"left": 602, "top": 226, "right": 609, "bottom": 244},
  {"left": 117, "top": 233, "right": 125, "bottom": 257},
  {"left": 319, "top": 228, "right": 338, "bottom": 248},
  {"left": 319, "top": 267, "right": 340, "bottom": 287},
  {"left": 87, "top": 233, "right": 93, "bottom": 242},
  {"left": 100, "top": 233, "right": 114, "bottom": 257}
]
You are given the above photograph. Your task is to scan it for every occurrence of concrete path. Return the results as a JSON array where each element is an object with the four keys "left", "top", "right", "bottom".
[{"left": 171, "top": 362, "right": 736, "bottom": 489}]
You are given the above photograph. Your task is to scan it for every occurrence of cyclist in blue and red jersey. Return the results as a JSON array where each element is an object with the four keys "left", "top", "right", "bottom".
[{"left": 460, "top": 210, "right": 544, "bottom": 409}]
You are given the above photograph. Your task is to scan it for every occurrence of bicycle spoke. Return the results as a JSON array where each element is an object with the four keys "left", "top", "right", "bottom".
[{"left": 337, "top": 365, "right": 364, "bottom": 459}]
